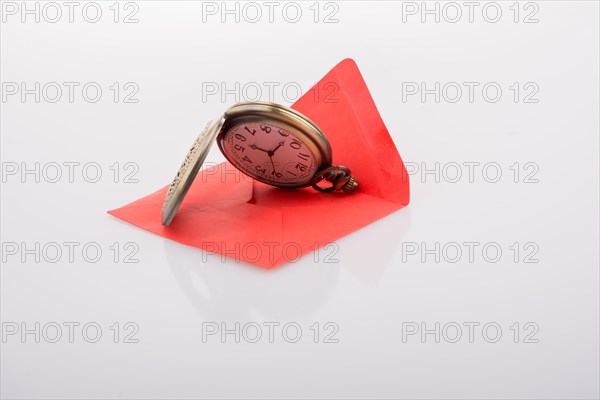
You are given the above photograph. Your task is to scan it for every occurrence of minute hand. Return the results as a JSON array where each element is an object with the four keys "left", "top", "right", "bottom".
[{"left": 269, "top": 141, "right": 285, "bottom": 156}]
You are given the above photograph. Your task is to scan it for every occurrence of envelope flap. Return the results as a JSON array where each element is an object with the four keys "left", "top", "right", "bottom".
[{"left": 292, "top": 58, "right": 409, "bottom": 205}]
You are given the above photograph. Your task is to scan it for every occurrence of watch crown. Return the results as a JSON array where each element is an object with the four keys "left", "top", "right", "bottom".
[
  {"left": 311, "top": 166, "right": 358, "bottom": 193},
  {"left": 327, "top": 171, "right": 358, "bottom": 192},
  {"left": 342, "top": 176, "right": 358, "bottom": 192}
]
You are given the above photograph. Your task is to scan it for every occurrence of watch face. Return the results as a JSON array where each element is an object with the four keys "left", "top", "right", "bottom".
[{"left": 221, "top": 121, "right": 318, "bottom": 186}]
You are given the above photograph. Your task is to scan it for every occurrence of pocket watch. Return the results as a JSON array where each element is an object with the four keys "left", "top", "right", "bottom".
[{"left": 161, "top": 102, "right": 358, "bottom": 226}]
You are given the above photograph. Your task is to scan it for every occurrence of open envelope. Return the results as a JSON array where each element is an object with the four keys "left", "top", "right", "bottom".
[{"left": 108, "top": 59, "right": 410, "bottom": 268}]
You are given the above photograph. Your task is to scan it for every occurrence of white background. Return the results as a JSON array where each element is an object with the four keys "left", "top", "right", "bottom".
[{"left": 1, "top": 1, "right": 599, "bottom": 399}]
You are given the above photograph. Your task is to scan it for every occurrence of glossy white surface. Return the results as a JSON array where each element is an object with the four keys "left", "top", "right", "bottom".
[{"left": 1, "top": 1, "right": 598, "bottom": 399}]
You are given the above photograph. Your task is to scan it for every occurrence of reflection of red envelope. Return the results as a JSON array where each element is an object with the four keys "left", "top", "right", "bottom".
[{"left": 108, "top": 59, "right": 410, "bottom": 268}]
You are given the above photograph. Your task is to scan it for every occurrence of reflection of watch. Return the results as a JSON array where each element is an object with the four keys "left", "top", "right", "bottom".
[{"left": 161, "top": 102, "right": 358, "bottom": 226}]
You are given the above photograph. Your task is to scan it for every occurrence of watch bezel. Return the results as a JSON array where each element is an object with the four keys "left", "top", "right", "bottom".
[{"left": 217, "top": 102, "right": 333, "bottom": 188}]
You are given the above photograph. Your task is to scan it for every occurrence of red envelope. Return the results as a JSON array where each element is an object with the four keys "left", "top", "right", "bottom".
[{"left": 108, "top": 59, "right": 410, "bottom": 268}]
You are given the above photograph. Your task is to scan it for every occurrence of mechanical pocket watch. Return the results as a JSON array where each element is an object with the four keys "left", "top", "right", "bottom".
[{"left": 161, "top": 102, "right": 358, "bottom": 226}]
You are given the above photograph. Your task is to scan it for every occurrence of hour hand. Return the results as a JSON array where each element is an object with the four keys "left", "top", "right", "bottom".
[{"left": 250, "top": 144, "right": 269, "bottom": 153}]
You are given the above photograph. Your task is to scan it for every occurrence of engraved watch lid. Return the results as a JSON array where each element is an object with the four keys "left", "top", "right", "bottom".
[{"left": 161, "top": 117, "right": 224, "bottom": 226}]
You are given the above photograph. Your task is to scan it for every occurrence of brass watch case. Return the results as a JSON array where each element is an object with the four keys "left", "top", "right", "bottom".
[{"left": 217, "top": 101, "right": 333, "bottom": 188}]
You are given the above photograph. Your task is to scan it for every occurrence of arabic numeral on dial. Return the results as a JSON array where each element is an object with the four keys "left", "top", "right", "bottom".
[
  {"left": 255, "top": 165, "right": 267, "bottom": 174},
  {"left": 242, "top": 155, "right": 252, "bottom": 163},
  {"left": 297, "top": 152, "right": 310, "bottom": 162},
  {"left": 260, "top": 124, "right": 272, "bottom": 133},
  {"left": 234, "top": 133, "right": 246, "bottom": 142},
  {"left": 278, "top": 129, "right": 289, "bottom": 137},
  {"left": 290, "top": 140, "right": 302, "bottom": 150},
  {"left": 244, "top": 126, "right": 256, "bottom": 135},
  {"left": 296, "top": 162, "right": 308, "bottom": 172},
  {"left": 234, "top": 144, "right": 245, "bottom": 152}
]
